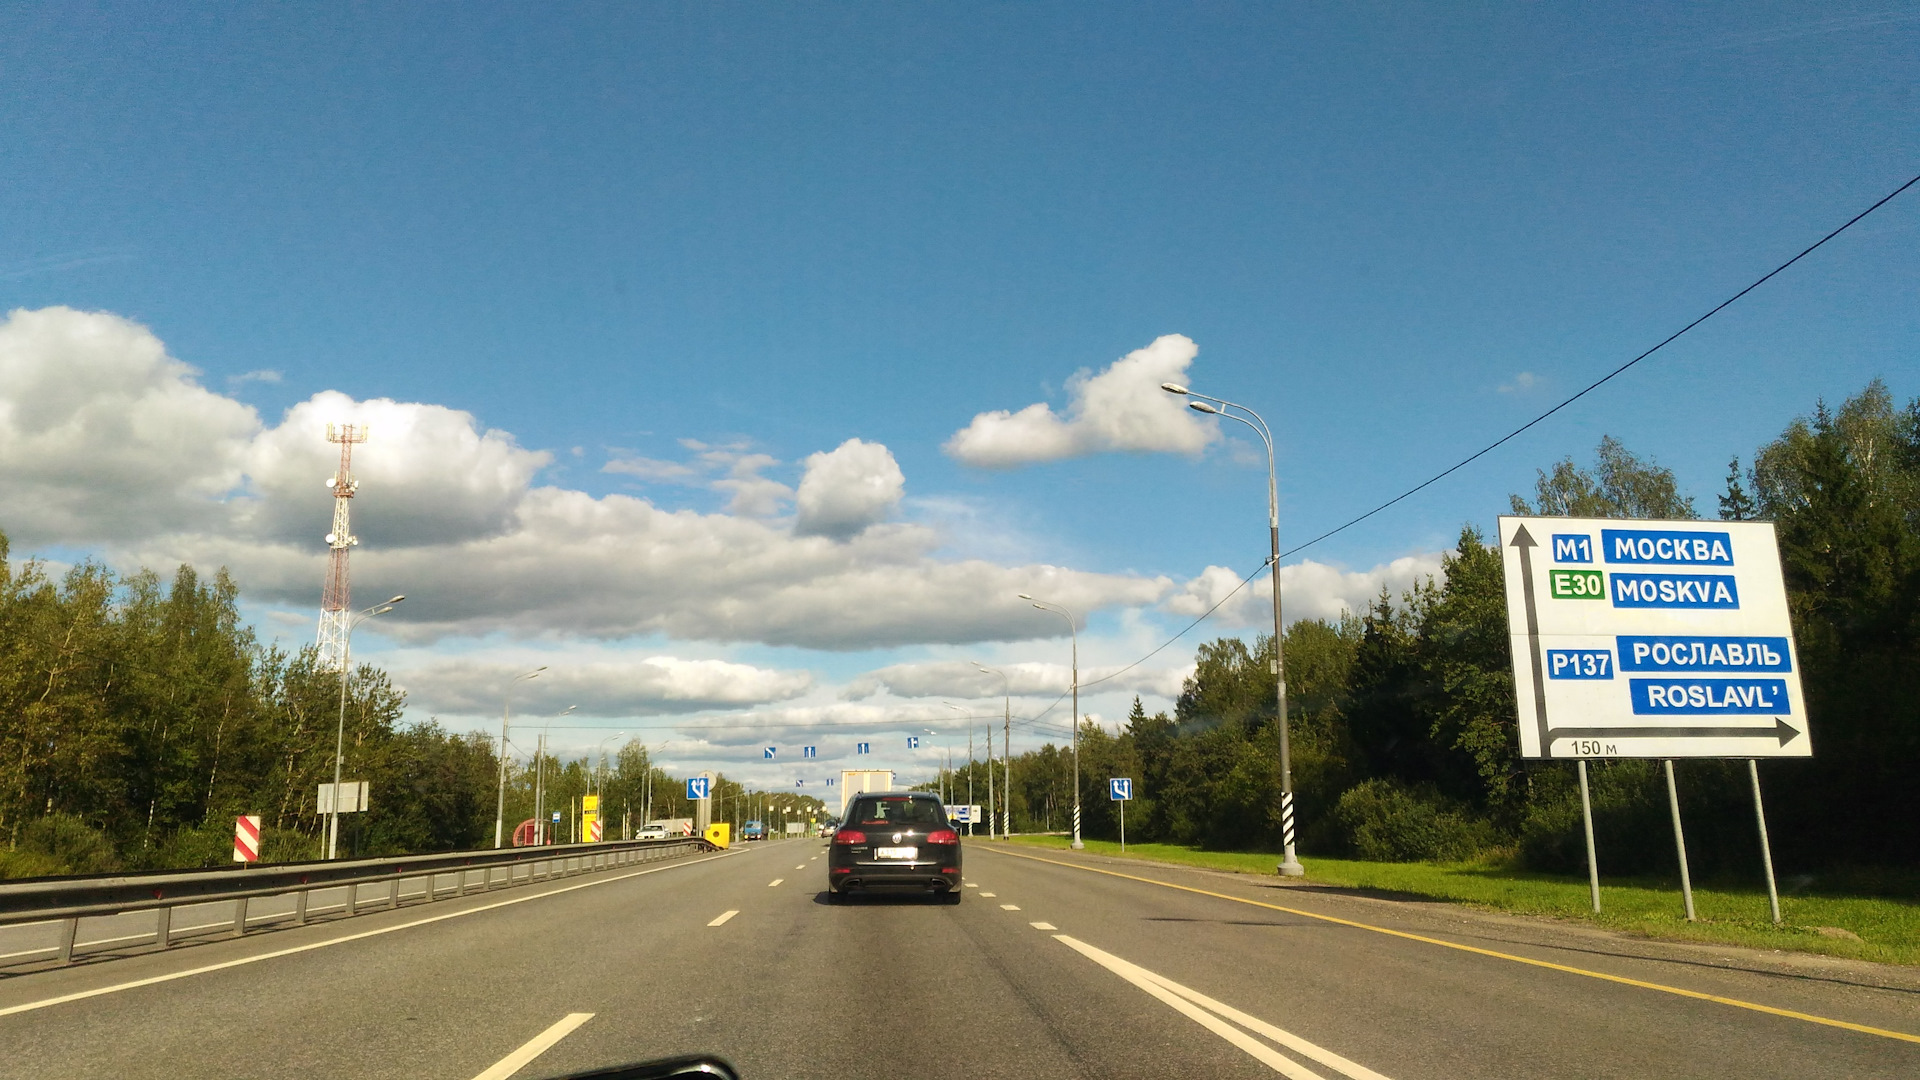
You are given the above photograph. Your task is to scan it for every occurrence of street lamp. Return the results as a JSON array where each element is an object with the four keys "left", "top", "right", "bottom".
[
  {"left": 594, "top": 731, "right": 627, "bottom": 795},
  {"left": 1020, "top": 594, "right": 1081, "bottom": 849},
  {"left": 974, "top": 663, "right": 1010, "bottom": 839},
  {"left": 535, "top": 705, "right": 577, "bottom": 844},
  {"left": 329, "top": 595, "right": 405, "bottom": 859},
  {"left": 943, "top": 702, "right": 973, "bottom": 833},
  {"left": 493, "top": 666, "right": 548, "bottom": 848},
  {"left": 1162, "top": 381, "right": 1303, "bottom": 877}
]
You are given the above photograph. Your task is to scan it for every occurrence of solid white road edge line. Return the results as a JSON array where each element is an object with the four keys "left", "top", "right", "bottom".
[
  {"left": 1055, "top": 935, "right": 1392, "bottom": 1080},
  {"left": 0, "top": 848, "right": 741, "bottom": 1019},
  {"left": 470, "top": 1012, "right": 594, "bottom": 1080},
  {"left": 708, "top": 910, "right": 739, "bottom": 926}
]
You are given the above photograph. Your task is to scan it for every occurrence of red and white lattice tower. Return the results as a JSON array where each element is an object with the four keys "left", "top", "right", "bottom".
[{"left": 316, "top": 423, "right": 367, "bottom": 673}]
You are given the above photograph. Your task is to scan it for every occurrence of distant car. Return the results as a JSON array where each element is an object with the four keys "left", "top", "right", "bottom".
[
  {"left": 741, "top": 820, "right": 766, "bottom": 841},
  {"left": 826, "top": 792, "right": 961, "bottom": 903},
  {"left": 635, "top": 824, "right": 669, "bottom": 840}
]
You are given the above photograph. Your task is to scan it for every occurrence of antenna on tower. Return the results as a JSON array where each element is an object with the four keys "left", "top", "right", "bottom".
[{"left": 316, "top": 423, "right": 369, "bottom": 673}]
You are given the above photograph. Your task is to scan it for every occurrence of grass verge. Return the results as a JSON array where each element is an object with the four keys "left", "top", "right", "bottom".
[{"left": 998, "top": 835, "right": 1920, "bottom": 967}]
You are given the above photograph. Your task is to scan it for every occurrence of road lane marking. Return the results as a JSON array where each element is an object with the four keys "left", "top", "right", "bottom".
[
  {"left": 470, "top": 1012, "right": 593, "bottom": 1080},
  {"left": 1030, "top": 922, "right": 1057, "bottom": 930},
  {"left": 768, "top": 879, "right": 784, "bottom": 887},
  {"left": 0, "top": 848, "right": 741, "bottom": 1019},
  {"left": 965, "top": 883, "right": 978, "bottom": 888},
  {"left": 999, "top": 904, "right": 1021, "bottom": 911},
  {"left": 986, "top": 848, "right": 1920, "bottom": 1047},
  {"left": 795, "top": 865, "right": 806, "bottom": 870},
  {"left": 707, "top": 910, "right": 739, "bottom": 926},
  {"left": 979, "top": 892, "right": 996, "bottom": 897},
  {"left": 1057, "top": 935, "right": 1386, "bottom": 1080}
]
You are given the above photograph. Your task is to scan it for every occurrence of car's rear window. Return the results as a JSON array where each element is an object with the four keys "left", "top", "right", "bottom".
[{"left": 849, "top": 796, "right": 945, "bottom": 826}]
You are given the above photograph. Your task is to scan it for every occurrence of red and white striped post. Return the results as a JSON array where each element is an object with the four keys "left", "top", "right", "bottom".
[{"left": 233, "top": 815, "right": 262, "bottom": 863}]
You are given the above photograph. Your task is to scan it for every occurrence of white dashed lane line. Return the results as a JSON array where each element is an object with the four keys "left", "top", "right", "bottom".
[
  {"left": 707, "top": 910, "right": 738, "bottom": 927},
  {"left": 768, "top": 879, "right": 784, "bottom": 887},
  {"left": 1030, "top": 922, "right": 1057, "bottom": 931},
  {"left": 964, "top": 883, "right": 978, "bottom": 888},
  {"left": 795, "top": 864, "right": 806, "bottom": 870},
  {"left": 1000, "top": 904, "right": 1021, "bottom": 911},
  {"left": 979, "top": 892, "right": 996, "bottom": 897}
]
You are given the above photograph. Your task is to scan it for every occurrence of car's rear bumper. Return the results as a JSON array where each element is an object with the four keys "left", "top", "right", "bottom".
[{"left": 829, "top": 858, "right": 961, "bottom": 892}]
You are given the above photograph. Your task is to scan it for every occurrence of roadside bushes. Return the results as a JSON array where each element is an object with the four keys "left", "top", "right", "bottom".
[
  {"left": 1331, "top": 779, "right": 1500, "bottom": 862},
  {"left": 0, "top": 814, "right": 121, "bottom": 878}
]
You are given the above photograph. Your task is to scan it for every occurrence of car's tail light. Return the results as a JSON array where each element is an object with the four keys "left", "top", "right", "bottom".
[
  {"left": 834, "top": 830, "right": 866, "bottom": 844},
  {"left": 926, "top": 829, "right": 959, "bottom": 845}
]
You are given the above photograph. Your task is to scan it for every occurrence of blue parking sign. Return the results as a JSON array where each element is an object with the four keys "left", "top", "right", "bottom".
[
  {"left": 686, "top": 776, "right": 710, "bottom": 800},
  {"left": 1110, "top": 778, "right": 1133, "bottom": 801}
]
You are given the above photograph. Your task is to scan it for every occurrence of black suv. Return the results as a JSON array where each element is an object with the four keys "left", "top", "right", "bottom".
[{"left": 826, "top": 793, "right": 962, "bottom": 902}]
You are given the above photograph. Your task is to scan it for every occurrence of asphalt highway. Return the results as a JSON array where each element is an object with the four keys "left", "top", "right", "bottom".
[{"left": 2, "top": 837, "right": 1917, "bottom": 1079}]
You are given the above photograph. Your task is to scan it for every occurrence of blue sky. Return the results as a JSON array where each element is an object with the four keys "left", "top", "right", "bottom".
[{"left": 1, "top": 4, "right": 1914, "bottom": 785}]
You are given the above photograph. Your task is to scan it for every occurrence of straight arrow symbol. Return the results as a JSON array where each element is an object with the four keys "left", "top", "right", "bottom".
[
  {"left": 1509, "top": 525, "right": 1551, "bottom": 755},
  {"left": 1551, "top": 717, "right": 1801, "bottom": 748}
]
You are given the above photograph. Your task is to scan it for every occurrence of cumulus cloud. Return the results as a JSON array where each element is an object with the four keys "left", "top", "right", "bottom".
[
  {"left": 1166, "top": 554, "right": 1448, "bottom": 627},
  {"left": 394, "top": 655, "right": 814, "bottom": 717},
  {"left": 841, "top": 659, "right": 1183, "bottom": 701},
  {"left": 3, "top": 306, "right": 1169, "bottom": 651},
  {"left": 794, "top": 439, "right": 903, "bottom": 539},
  {"left": 945, "top": 334, "right": 1217, "bottom": 467},
  {"left": 604, "top": 438, "right": 792, "bottom": 516}
]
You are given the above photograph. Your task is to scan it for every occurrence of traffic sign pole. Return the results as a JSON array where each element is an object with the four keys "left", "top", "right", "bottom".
[
  {"left": 1749, "top": 760, "right": 1783, "bottom": 925},
  {"left": 1664, "top": 761, "right": 1697, "bottom": 922},
  {"left": 1577, "top": 760, "right": 1600, "bottom": 913}
]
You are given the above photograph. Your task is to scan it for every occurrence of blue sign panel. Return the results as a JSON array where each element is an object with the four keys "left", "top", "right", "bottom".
[
  {"left": 686, "top": 777, "right": 710, "bottom": 800},
  {"left": 856, "top": 742, "right": 869, "bottom": 754},
  {"left": 907, "top": 736, "right": 920, "bottom": 749},
  {"left": 803, "top": 746, "right": 816, "bottom": 758},
  {"left": 1629, "top": 678, "right": 1791, "bottom": 715},
  {"left": 763, "top": 747, "right": 775, "bottom": 759},
  {"left": 1547, "top": 650, "right": 1613, "bottom": 679},
  {"left": 1616, "top": 636, "right": 1791, "bottom": 673},
  {"left": 1110, "top": 778, "right": 1133, "bottom": 801},
  {"left": 1610, "top": 573, "right": 1739, "bottom": 609},
  {"left": 1551, "top": 534, "right": 1592, "bottom": 563},
  {"left": 1602, "top": 529, "right": 1734, "bottom": 566}
]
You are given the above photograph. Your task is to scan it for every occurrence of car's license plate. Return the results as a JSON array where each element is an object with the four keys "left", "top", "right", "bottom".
[{"left": 875, "top": 846, "right": 917, "bottom": 860}]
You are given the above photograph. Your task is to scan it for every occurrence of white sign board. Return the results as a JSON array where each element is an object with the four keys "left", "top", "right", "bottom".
[
  {"left": 1499, "top": 516, "right": 1810, "bottom": 760},
  {"left": 317, "top": 781, "right": 369, "bottom": 814},
  {"left": 944, "top": 804, "right": 983, "bottom": 823}
]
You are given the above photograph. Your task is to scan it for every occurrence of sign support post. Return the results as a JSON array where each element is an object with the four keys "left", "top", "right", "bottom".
[
  {"left": 1577, "top": 760, "right": 1601, "bottom": 913},
  {"left": 1663, "top": 761, "right": 1697, "bottom": 922},
  {"left": 1749, "top": 760, "right": 1783, "bottom": 925}
]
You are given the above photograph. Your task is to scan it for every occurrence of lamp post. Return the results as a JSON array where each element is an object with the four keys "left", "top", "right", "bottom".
[
  {"left": 1162, "top": 381, "right": 1303, "bottom": 877},
  {"left": 974, "top": 664, "right": 1010, "bottom": 839},
  {"left": 329, "top": 595, "right": 405, "bottom": 859},
  {"left": 922, "top": 729, "right": 950, "bottom": 805},
  {"left": 1020, "top": 595, "right": 1081, "bottom": 849},
  {"left": 535, "top": 705, "right": 577, "bottom": 845},
  {"left": 594, "top": 732, "right": 626, "bottom": 796},
  {"left": 944, "top": 702, "right": 974, "bottom": 832},
  {"left": 493, "top": 666, "right": 548, "bottom": 848}
]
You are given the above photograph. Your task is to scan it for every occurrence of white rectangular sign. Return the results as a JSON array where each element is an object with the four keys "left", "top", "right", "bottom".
[
  {"left": 1499, "top": 516, "right": 1810, "bottom": 760},
  {"left": 316, "top": 780, "right": 369, "bottom": 814}
]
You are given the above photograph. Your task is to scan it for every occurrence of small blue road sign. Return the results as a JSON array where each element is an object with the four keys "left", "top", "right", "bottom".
[
  {"left": 552, "top": 811, "right": 561, "bottom": 822},
  {"left": 856, "top": 742, "right": 870, "bottom": 754},
  {"left": 907, "top": 736, "right": 920, "bottom": 749},
  {"left": 1110, "top": 778, "right": 1134, "bottom": 801},
  {"left": 686, "top": 776, "right": 711, "bottom": 800},
  {"left": 795, "top": 780, "right": 804, "bottom": 787},
  {"left": 803, "top": 746, "right": 817, "bottom": 758},
  {"left": 763, "top": 747, "right": 775, "bottom": 759}
]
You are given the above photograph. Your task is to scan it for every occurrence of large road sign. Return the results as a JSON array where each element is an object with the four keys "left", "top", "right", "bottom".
[
  {"left": 1110, "top": 778, "right": 1133, "bottom": 801},
  {"left": 686, "top": 776, "right": 710, "bottom": 800},
  {"left": 1499, "top": 516, "right": 1810, "bottom": 760}
]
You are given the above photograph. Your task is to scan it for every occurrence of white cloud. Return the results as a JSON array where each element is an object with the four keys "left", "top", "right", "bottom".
[
  {"left": 603, "top": 438, "right": 793, "bottom": 516},
  {"left": 1166, "top": 554, "right": 1447, "bottom": 627},
  {"left": 0, "top": 306, "right": 260, "bottom": 544},
  {"left": 794, "top": 438, "right": 904, "bottom": 539},
  {"left": 1498, "top": 371, "right": 1541, "bottom": 394},
  {"left": 3, "top": 307, "right": 1169, "bottom": 651},
  {"left": 945, "top": 334, "right": 1217, "bottom": 467},
  {"left": 394, "top": 655, "right": 814, "bottom": 717},
  {"left": 842, "top": 659, "right": 1183, "bottom": 701}
]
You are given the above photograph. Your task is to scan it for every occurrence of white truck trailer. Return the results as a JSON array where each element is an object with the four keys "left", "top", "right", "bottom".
[{"left": 838, "top": 769, "right": 895, "bottom": 819}]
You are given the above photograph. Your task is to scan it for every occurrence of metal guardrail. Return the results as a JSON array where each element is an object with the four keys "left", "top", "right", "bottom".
[{"left": 0, "top": 835, "right": 715, "bottom": 967}]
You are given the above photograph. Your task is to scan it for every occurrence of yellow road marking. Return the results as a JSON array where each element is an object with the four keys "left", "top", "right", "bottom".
[{"left": 985, "top": 847, "right": 1920, "bottom": 1046}]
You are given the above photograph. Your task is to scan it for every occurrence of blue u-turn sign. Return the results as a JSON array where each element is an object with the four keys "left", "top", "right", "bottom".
[{"left": 1110, "top": 778, "right": 1133, "bottom": 801}]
